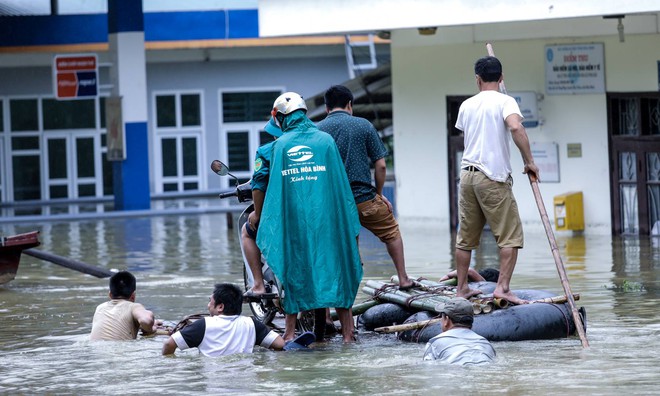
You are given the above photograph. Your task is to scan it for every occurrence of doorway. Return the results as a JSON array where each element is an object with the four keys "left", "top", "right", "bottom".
[
  {"left": 608, "top": 92, "right": 660, "bottom": 235},
  {"left": 447, "top": 95, "right": 471, "bottom": 232}
]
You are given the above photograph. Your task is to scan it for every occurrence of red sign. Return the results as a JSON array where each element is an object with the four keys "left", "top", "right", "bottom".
[{"left": 53, "top": 54, "right": 98, "bottom": 100}]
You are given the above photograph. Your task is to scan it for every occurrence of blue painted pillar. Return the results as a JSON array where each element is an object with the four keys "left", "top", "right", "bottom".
[{"left": 108, "top": 0, "right": 150, "bottom": 210}]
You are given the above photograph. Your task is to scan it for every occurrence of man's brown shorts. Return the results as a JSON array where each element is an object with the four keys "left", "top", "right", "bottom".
[
  {"left": 357, "top": 194, "right": 401, "bottom": 243},
  {"left": 456, "top": 169, "right": 523, "bottom": 250}
]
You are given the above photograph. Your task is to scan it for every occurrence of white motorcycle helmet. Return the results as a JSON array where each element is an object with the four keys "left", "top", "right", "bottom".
[{"left": 273, "top": 92, "right": 307, "bottom": 116}]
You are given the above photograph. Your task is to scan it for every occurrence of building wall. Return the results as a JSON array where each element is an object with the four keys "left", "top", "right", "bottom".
[
  {"left": 391, "top": 32, "right": 660, "bottom": 234},
  {"left": 145, "top": 55, "right": 351, "bottom": 191}
]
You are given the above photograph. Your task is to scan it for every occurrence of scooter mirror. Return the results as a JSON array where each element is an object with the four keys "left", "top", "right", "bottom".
[
  {"left": 211, "top": 160, "right": 230, "bottom": 176},
  {"left": 211, "top": 159, "right": 239, "bottom": 182}
]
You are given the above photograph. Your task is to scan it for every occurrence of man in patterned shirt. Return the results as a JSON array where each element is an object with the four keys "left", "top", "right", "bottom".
[{"left": 317, "top": 85, "right": 414, "bottom": 290}]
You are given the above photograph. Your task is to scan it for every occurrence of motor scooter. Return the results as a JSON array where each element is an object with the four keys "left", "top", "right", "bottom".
[{"left": 211, "top": 160, "right": 326, "bottom": 340}]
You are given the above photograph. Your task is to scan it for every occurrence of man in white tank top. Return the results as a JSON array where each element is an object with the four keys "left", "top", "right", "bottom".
[{"left": 454, "top": 56, "right": 540, "bottom": 305}]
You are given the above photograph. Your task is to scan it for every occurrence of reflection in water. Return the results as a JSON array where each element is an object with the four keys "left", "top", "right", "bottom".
[
  {"left": 610, "top": 236, "right": 660, "bottom": 321},
  {"left": 2, "top": 213, "right": 660, "bottom": 394}
]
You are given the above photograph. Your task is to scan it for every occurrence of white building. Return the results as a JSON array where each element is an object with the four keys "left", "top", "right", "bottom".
[{"left": 261, "top": 0, "right": 660, "bottom": 235}]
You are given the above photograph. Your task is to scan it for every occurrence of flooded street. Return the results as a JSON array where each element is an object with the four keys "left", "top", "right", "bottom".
[{"left": 1, "top": 211, "right": 660, "bottom": 395}]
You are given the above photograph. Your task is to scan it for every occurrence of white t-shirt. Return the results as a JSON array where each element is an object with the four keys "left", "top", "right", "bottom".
[
  {"left": 423, "top": 327, "right": 496, "bottom": 365},
  {"left": 171, "top": 315, "right": 279, "bottom": 357},
  {"left": 455, "top": 90, "right": 523, "bottom": 182}
]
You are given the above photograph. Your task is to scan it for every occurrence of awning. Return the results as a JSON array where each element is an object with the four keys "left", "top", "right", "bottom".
[{"left": 305, "top": 63, "right": 392, "bottom": 138}]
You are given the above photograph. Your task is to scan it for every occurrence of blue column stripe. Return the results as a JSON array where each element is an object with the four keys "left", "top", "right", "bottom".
[
  {"left": 108, "top": 0, "right": 144, "bottom": 34},
  {"left": 113, "top": 122, "right": 150, "bottom": 210}
]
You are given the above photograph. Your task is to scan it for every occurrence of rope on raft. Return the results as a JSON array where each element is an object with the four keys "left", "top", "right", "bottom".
[
  {"left": 404, "top": 293, "right": 432, "bottom": 308},
  {"left": 371, "top": 282, "right": 399, "bottom": 299},
  {"left": 545, "top": 301, "right": 572, "bottom": 337}
]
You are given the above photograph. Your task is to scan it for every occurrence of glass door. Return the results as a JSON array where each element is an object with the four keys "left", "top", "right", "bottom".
[
  {"left": 158, "top": 134, "right": 201, "bottom": 192},
  {"left": 608, "top": 93, "right": 660, "bottom": 235}
]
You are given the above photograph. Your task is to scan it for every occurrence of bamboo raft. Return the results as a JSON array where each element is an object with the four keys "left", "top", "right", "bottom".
[{"left": 356, "top": 276, "right": 586, "bottom": 343}]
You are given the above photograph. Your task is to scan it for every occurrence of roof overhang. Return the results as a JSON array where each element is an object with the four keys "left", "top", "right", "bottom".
[
  {"left": 259, "top": 0, "right": 660, "bottom": 37},
  {"left": 306, "top": 64, "right": 392, "bottom": 135}
]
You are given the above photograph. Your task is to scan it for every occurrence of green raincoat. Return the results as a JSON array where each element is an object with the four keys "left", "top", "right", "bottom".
[{"left": 256, "top": 111, "right": 363, "bottom": 314}]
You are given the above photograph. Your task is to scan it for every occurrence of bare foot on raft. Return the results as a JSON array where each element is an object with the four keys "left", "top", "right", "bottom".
[
  {"left": 456, "top": 286, "right": 482, "bottom": 299},
  {"left": 398, "top": 279, "right": 415, "bottom": 290},
  {"left": 494, "top": 290, "right": 529, "bottom": 305}
]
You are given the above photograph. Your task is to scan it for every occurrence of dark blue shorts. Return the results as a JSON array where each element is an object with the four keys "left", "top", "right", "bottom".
[{"left": 245, "top": 221, "right": 258, "bottom": 239}]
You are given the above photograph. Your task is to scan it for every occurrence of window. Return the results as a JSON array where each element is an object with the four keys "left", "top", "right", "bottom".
[
  {"left": 227, "top": 132, "right": 250, "bottom": 171},
  {"left": 219, "top": 89, "right": 282, "bottom": 184},
  {"left": 181, "top": 94, "right": 201, "bottom": 126},
  {"left": 154, "top": 91, "right": 204, "bottom": 193},
  {"left": 43, "top": 99, "right": 95, "bottom": 130},
  {"left": 156, "top": 95, "right": 176, "bottom": 127},
  {"left": 222, "top": 91, "right": 280, "bottom": 122},
  {"left": 13, "top": 155, "right": 41, "bottom": 200},
  {"left": 10, "top": 99, "right": 38, "bottom": 131}
]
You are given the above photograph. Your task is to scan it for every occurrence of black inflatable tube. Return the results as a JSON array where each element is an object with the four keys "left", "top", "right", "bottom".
[{"left": 357, "top": 302, "right": 414, "bottom": 331}]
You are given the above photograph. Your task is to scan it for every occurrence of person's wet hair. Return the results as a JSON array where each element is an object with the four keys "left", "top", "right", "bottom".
[
  {"left": 324, "top": 85, "right": 353, "bottom": 110},
  {"left": 479, "top": 268, "right": 500, "bottom": 282},
  {"left": 474, "top": 56, "right": 502, "bottom": 83},
  {"left": 212, "top": 283, "right": 243, "bottom": 315},
  {"left": 109, "top": 271, "right": 136, "bottom": 299}
]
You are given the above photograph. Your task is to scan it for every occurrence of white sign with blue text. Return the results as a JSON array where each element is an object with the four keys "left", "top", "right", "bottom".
[
  {"left": 545, "top": 43, "right": 605, "bottom": 95},
  {"left": 509, "top": 91, "right": 539, "bottom": 128}
]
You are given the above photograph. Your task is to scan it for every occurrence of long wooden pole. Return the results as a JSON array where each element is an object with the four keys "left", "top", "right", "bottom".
[
  {"left": 24, "top": 248, "right": 113, "bottom": 278},
  {"left": 486, "top": 43, "right": 589, "bottom": 348}
]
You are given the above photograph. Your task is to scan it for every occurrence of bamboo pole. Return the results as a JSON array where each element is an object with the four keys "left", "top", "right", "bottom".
[
  {"left": 375, "top": 317, "right": 442, "bottom": 333},
  {"left": 390, "top": 275, "right": 455, "bottom": 289},
  {"left": 392, "top": 276, "right": 496, "bottom": 313},
  {"left": 531, "top": 293, "right": 580, "bottom": 304},
  {"left": 330, "top": 299, "right": 380, "bottom": 320},
  {"left": 364, "top": 280, "right": 494, "bottom": 315},
  {"left": 363, "top": 280, "right": 446, "bottom": 313}
]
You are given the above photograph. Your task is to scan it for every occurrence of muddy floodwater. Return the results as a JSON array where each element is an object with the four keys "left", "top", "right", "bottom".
[{"left": 1, "top": 210, "right": 659, "bottom": 395}]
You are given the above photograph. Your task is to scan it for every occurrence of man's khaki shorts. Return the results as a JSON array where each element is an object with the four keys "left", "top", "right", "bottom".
[
  {"left": 456, "top": 169, "right": 523, "bottom": 250},
  {"left": 357, "top": 194, "right": 401, "bottom": 243}
]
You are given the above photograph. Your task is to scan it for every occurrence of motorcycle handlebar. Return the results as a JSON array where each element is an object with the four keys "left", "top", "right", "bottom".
[
  {"left": 218, "top": 181, "right": 253, "bottom": 202},
  {"left": 218, "top": 191, "right": 237, "bottom": 199}
]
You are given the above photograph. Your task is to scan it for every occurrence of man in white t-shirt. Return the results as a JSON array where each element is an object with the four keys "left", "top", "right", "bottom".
[
  {"left": 423, "top": 297, "right": 495, "bottom": 365},
  {"left": 454, "top": 56, "right": 539, "bottom": 305},
  {"left": 162, "top": 283, "right": 286, "bottom": 357}
]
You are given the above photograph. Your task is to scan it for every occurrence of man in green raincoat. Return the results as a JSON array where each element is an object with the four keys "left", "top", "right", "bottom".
[{"left": 256, "top": 92, "right": 363, "bottom": 343}]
